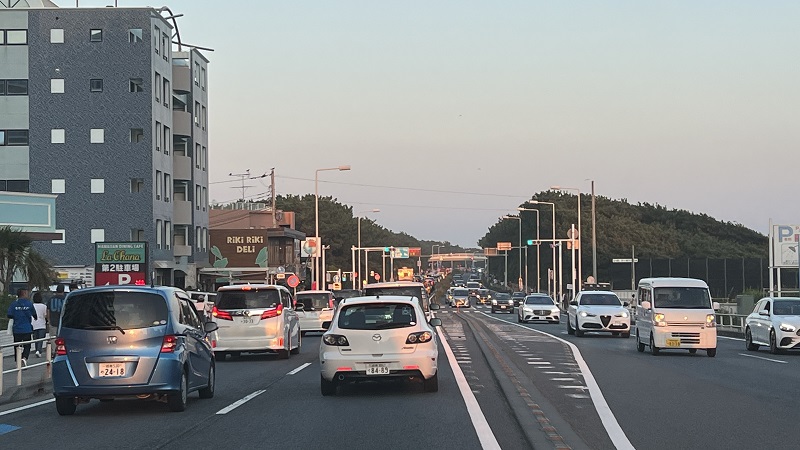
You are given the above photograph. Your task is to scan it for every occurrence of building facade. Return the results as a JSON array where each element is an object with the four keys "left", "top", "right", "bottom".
[{"left": 0, "top": 2, "right": 210, "bottom": 288}]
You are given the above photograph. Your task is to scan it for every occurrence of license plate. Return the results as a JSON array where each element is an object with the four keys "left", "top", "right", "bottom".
[
  {"left": 240, "top": 317, "right": 255, "bottom": 324},
  {"left": 666, "top": 338, "right": 681, "bottom": 347},
  {"left": 500, "top": 305, "right": 507, "bottom": 309},
  {"left": 366, "top": 364, "right": 389, "bottom": 375},
  {"left": 98, "top": 363, "right": 125, "bottom": 377}
]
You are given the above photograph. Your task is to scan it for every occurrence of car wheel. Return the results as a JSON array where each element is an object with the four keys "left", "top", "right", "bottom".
[
  {"left": 423, "top": 372, "right": 439, "bottom": 393},
  {"left": 55, "top": 396, "right": 76, "bottom": 416},
  {"left": 567, "top": 317, "right": 575, "bottom": 335},
  {"left": 745, "top": 328, "right": 759, "bottom": 351},
  {"left": 688, "top": 349, "right": 697, "bottom": 355},
  {"left": 167, "top": 371, "right": 188, "bottom": 412},
  {"left": 650, "top": 333, "right": 660, "bottom": 356},
  {"left": 321, "top": 375, "right": 337, "bottom": 396},
  {"left": 636, "top": 329, "right": 645, "bottom": 352},
  {"left": 199, "top": 363, "right": 215, "bottom": 399},
  {"left": 290, "top": 333, "right": 301, "bottom": 355},
  {"left": 214, "top": 351, "right": 227, "bottom": 361},
  {"left": 574, "top": 319, "right": 584, "bottom": 337},
  {"left": 707, "top": 347, "right": 717, "bottom": 357},
  {"left": 769, "top": 330, "right": 781, "bottom": 354}
]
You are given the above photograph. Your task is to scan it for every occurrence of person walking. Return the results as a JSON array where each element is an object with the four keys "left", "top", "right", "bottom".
[
  {"left": 6, "top": 288, "right": 38, "bottom": 366},
  {"left": 31, "top": 292, "right": 48, "bottom": 358},
  {"left": 49, "top": 284, "right": 66, "bottom": 337}
]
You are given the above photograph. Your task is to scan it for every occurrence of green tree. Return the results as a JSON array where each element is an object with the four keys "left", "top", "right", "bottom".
[{"left": 0, "top": 226, "right": 56, "bottom": 294}]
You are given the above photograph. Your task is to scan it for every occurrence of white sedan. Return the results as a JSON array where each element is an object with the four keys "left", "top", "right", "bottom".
[
  {"left": 567, "top": 291, "right": 630, "bottom": 337},
  {"left": 745, "top": 297, "right": 800, "bottom": 354}
]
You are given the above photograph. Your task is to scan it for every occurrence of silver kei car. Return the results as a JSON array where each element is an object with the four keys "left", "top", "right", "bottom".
[{"left": 52, "top": 286, "right": 218, "bottom": 415}]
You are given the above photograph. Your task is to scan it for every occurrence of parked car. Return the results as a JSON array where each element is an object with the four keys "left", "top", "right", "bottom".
[
  {"left": 567, "top": 291, "right": 630, "bottom": 338},
  {"left": 211, "top": 284, "right": 301, "bottom": 360},
  {"left": 518, "top": 294, "right": 560, "bottom": 324},
  {"left": 745, "top": 297, "right": 800, "bottom": 354},
  {"left": 52, "top": 286, "right": 218, "bottom": 415},
  {"left": 295, "top": 290, "right": 335, "bottom": 335},
  {"left": 491, "top": 292, "right": 514, "bottom": 313},
  {"left": 319, "top": 296, "right": 441, "bottom": 395},
  {"left": 511, "top": 292, "right": 526, "bottom": 307}
]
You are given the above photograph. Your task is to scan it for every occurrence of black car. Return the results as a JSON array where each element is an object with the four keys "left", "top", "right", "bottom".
[{"left": 511, "top": 292, "right": 526, "bottom": 307}]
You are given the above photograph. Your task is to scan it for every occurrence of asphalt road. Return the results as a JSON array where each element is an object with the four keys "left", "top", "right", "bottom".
[{"left": 2, "top": 304, "right": 799, "bottom": 449}]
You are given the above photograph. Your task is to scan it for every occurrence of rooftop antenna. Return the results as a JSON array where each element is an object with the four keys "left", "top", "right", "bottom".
[{"left": 229, "top": 169, "right": 253, "bottom": 201}]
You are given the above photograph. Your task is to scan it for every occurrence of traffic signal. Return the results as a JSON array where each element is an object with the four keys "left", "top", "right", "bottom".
[{"left": 527, "top": 239, "right": 534, "bottom": 245}]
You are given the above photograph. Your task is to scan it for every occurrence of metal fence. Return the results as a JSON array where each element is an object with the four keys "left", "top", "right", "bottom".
[{"left": 1, "top": 336, "right": 53, "bottom": 396}]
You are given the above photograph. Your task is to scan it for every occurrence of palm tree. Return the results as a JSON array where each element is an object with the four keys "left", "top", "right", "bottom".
[{"left": 0, "top": 226, "right": 56, "bottom": 294}]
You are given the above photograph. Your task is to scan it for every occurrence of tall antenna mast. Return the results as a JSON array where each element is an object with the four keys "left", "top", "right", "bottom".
[
  {"left": 270, "top": 168, "right": 277, "bottom": 227},
  {"left": 228, "top": 169, "right": 253, "bottom": 201}
]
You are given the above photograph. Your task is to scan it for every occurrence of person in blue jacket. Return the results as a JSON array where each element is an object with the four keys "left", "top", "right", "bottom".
[{"left": 7, "top": 288, "right": 38, "bottom": 366}]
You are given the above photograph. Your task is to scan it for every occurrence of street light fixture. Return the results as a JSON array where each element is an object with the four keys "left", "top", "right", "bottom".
[
  {"left": 315, "top": 165, "right": 351, "bottom": 289},
  {"left": 528, "top": 200, "right": 558, "bottom": 302},
  {"left": 357, "top": 209, "right": 380, "bottom": 288},
  {"left": 551, "top": 186, "right": 581, "bottom": 294},
  {"left": 503, "top": 215, "right": 523, "bottom": 291}
]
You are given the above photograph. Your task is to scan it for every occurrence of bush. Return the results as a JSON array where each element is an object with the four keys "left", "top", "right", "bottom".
[{"left": 0, "top": 293, "right": 15, "bottom": 329}]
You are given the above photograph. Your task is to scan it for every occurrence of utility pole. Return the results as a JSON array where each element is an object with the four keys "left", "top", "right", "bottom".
[
  {"left": 591, "top": 180, "right": 597, "bottom": 281},
  {"left": 270, "top": 168, "right": 276, "bottom": 227}
]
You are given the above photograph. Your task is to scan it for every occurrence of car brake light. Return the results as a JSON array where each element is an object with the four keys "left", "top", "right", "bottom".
[
  {"left": 55, "top": 337, "right": 67, "bottom": 356},
  {"left": 161, "top": 335, "right": 178, "bottom": 353},
  {"left": 260, "top": 304, "right": 283, "bottom": 320},
  {"left": 403, "top": 365, "right": 419, "bottom": 370},
  {"left": 336, "top": 367, "right": 353, "bottom": 371},
  {"left": 212, "top": 306, "right": 233, "bottom": 321}
]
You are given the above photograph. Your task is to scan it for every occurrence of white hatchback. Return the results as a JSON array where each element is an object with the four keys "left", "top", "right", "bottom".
[
  {"left": 567, "top": 290, "right": 631, "bottom": 337},
  {"left": 745, "top": 297, "right": 800, "bottom": 354},
  {"left": 319, "top": 296, "right": 441, "bottom": 395}
]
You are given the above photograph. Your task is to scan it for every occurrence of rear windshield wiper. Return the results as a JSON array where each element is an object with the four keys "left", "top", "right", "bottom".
[
  {"left": 374, "top": 322, "right": 412, "bottom": 329},
  {"left": 82, "top": 325, "right": 126, "bottom": 335}
]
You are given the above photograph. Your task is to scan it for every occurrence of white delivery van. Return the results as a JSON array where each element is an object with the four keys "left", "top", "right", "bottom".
[{"left": 634, "top": 278, "right": 719, "bottom": 357}]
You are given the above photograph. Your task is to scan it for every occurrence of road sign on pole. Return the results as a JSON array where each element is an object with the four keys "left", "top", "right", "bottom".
[
  {"left": 286, "top": 274, "right": 300, "bottom": 288},
  {"left": 497, "top": 242, "right": 512, "bottom": 251},
  {"left": 612, "top": 258, "right": 639, "bottom": 263}
]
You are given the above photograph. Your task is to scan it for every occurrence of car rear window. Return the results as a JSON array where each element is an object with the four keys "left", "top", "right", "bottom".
[
  {"left": 338, "top": 303, "right": 418, "bottom": 330},
  {"left": 525, "top": 296, "right": 554, "bottom": 305},
  {"left": 453, "top": 289, "right": 469, "bottom": 296},
  {"left": 580, "top": 293, "right": 622, "bottom": 306},
  {"left": 216, "top": 289, "right": 280, "bottom": 310},
  {"left": 296, "top": 293, "right": 331, "bottom": 310},
  {"left": 62, "top": 291, "right": 168, "bottom": 330},
  {"left": 362, "top": 287, "right": 427, "bottom": 310}
]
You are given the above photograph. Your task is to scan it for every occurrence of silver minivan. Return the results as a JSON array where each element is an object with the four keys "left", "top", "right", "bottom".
[{"left": 295, "top": 290, "right": 335, "bottom": 335}]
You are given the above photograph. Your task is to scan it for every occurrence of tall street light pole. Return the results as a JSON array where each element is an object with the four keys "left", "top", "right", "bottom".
[
  {"left": 315, "top": 165, "right": 351, "bottom": 290},
  {"left": 517, "top": 207, "right": 540, "bottom": 293},
  {"left": 431, "top": 244, "right": 441, "bottom": 272},
  {"left": 590, "top": 180, "right": 597, "bottom": 282},
  {"left": 529, "top": 200, "right": 557, "bottom": 300},
  {"left": 551, "top": 186, "right": 581, "bottom": 293},
  {"left": 357, "top": 209, "right": 380, "bottom": 288},
  {"left": 503, "top": 215, "right": 522, "bottom": 291}
]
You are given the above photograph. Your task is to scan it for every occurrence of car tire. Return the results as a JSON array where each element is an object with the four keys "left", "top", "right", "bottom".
[
  {"left": 574, "top": 320, "right": 584, "bottom": 337},
  {"left": 636, "top": 329, "right": 645, "bottom": 352},
  {"left": 769, "top": 330, "right": 781, "bottom": 355},
  {"left": 55, "top": 396, "right": 76, "bottom": 416},
  {"left": 650, "top": 333, "right": 660, "bottom": 356},
  {"left": 423, "top": 372, "right": 439, "bottom": 393},
  {"left": 199, "top": 363, "right": 215, "bottom": 399},
  {"left": 167, "top": 371, "right": 188, "bottom": 412},
  {"left": 290, "top": 333, "right": 301, "bottom": 355},
  {"left": 567, "top": 317, "right": 575, "bottom": 335},
  {"left": 321, "top": 375, "right": 337, "bottom": 396},
  {"left": 688, "top": 349, "right": 697, "bottom": 355},
  {"left": 214, "top": 351, "right": 227, "bottom": 361},
  {"left": 745, "top": 328, "right": 759, "bottom": 351},
  {"left": 707, "top": 348, "right": 717, "bottom": 357}
]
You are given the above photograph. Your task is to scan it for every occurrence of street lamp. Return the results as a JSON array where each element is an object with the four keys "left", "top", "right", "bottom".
[
  {"left": 551, "top": 186, "right": 582, "bottom": 294},
  {"left": 503, "top": 215, "right": 522, "bottom": 291},
  {"left": 517, "top": 207, "right": 540, "bottom": 293},
  {"left": 357, "top": 209, "right": 380, "bottom": 288},
  {"left": 431, "top": 244, "right": 441, "bottom": 272},
  {"left": 529, "top": 200, "right": 558, "bottom": 301},
  {"left": 315, "top": 165, "right": 351, "bottom": 289}
]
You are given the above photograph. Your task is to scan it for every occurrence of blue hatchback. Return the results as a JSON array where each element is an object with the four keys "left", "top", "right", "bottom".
[{"left": 52, "top": 286, "right": 218, "bottom": 415}]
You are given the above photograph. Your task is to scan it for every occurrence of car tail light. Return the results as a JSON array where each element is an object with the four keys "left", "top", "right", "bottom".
[
  {"left": 403, "top": 365, "right": 419, "bottom": 370},
  {"left": 329, "top": 298, "right": 335, "bottom": 309},
  {"left": 55, "top": 337, "right": 67, "bottom": 356},
  {"left": 406, "top": 331, "right": 433, "bottom": 344},
  {"left": 323, "top": 334, "right": 350, "bottom": 346},
  {"left": 260, "top": 304, "right": 283, "bottom": 320},
  {"left": 336, "top": 367, "right": 353, "bottom": 371},
  {"left": 161, "top": 335, "right": 178, "bottom": 353},
  {"left": 212, "top": 306, "right": 232, "bottom": 321}
]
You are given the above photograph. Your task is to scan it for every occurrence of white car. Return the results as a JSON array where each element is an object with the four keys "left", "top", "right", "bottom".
[
  {"left": 319, "top": 296, "right": 442, "bottom": 396},
  {"left": 567, "top": 290, "right": 630, "bottom": 337},
  {"left": 295, "top": 290, "right": 335, "bottom": 335},
  {"left": 211, "top": 284, "right": 301, "bottom": 360},
  {"left": 745, "top": 297, "right": 800, "bottom": 354},
  {"left": 187, "top": 291, "right": 216, "bottom": 321},
  {"left": 518, "top": 294, "right": 560, "bottom": 324}
]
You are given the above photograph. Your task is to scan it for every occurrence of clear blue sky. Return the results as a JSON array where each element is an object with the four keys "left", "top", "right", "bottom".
[{"left": 75, "top": 1, "right": 800, "bottom": 247}]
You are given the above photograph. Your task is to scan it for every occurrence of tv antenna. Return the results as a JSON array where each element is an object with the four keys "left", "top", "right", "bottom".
[{"left": 229, "top": 169, "right": 254, "bottom": 201}]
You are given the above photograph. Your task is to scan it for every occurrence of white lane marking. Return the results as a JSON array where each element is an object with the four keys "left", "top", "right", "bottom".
[
  {"left": 551, "top": 377, "right": 578, "bottom": 381},
  {"left": 559, "top": 385, "right": 589, "bottom": 389},
  {"left": 738, "top": 353, "right": 788, "bottom": 364},
  {"left": 436, "top": 326, "right": 501, "bottom": 450},
  {"left": 525, "top": 357, "right": 543, "bottom": 360},
  {"left": 216, "top": 389, "right": 266, "bottom": 415},
  {"left": 482, "top": 312, "right": 636, "bottom": 450},
  {"left": 287, "top": 362, "right": 311, "bottom": 375},
  {"left": 568, "top": 394, "right": 591, "bottom": 399},
  {"left": 527, "top": 361, "right": 551, "bottom": 365},
  {"left": 0, "top": 398, "right": 54, "bottom": 416},
  {"left": 719, "top": 336, "right": 744, "bottom": 342}
]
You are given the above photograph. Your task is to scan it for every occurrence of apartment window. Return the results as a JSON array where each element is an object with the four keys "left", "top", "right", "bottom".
[
  {"left": 90, "top": 78, "right": 103, "bottom": 92},
  {"left": 5, "top": 130, "right": 28, "bottom": 146},
  {"left": 0, "top": 130, "right": 4, "bottom": 145},
  {"left": 5, "top": 180, "right": 29, "bottom": 192},
  {"left": 130, "top": 78, "right": 143, "bottom": 93},
  {"left": 51, "top": 129, "right": 65, "bottom": 144},
  {"left": 155, "top": 122, "right": 161, "bottom": 151},
  {"left": 154, "top": 26, "right": 160, "bottom": 54},
  {"left": 50, "top": 28, "right": 64, "bottom": 43},
  {"left": 156, "top": 219, "right": 163, "bottom": 249},
  {"left": 52, "top": 229, "right": 65, "bottom": 244},
  {"left": 194, "top": 62, "right": 200, "bottom": 85},
  {"left": 155, "top": 170, "right": 162, "bottom": 200},
  {"left": 130, "top": 178, "right": 143, "bottom": 193},
  {"left": 201, "top": 67, "right": 206, "bottom": 90},
  {"left": 194, "top": 102, "right": 200, "bottom": 126},
  {"left": 90, "top": 128, "right": 104, "bottom": 144},
  {"left": 164, "top": 173, "right": 171, "bottom": 202},
  {"left": 162, "top": 79, "right": 170, "bottom": 108},
  {"left": 174, "top": 137, "right": 187, "bottom": 155},
  {"left": 51, "top": 179, "right": 65, "bottom": 194},
  {"left": 5, "top": 80, "right": 28, "bottom": 95},
  {"left": 90, "top": 29, "right": 102, "bottom": 42},
  {"left": 201, "top": 106, "right": 207, "bottom": 130},
  {"left": 131, "top": 229, "right": 144, "bottom": 241},
  {"left": 163, "top": 126, "right": 171, "bottom": 155},
  {"left": 195, "top": 144, "right": 201, "bottom": 168},
  {"left": 195, "top": 226, "right": 201, "bottom": 250},
  {"left": 91, "top": 178, "right": 104, "bottom": 194},
  {"left": 155, "top": 73, "right": 161, "bottom": 103},
  {"left": 128, "top": 28, "right": 142, "bottom": 43},
  {"left": 162, "top": 33, "right": 169, "bottom": 60},
  {"left": 130, "top": 128, "right": 143, "bottom": 143},
  {"left": 173, "top": 92, "right": 187, "bottom": 111},
  {"left": 195, "top": 185, "right": 201, "bottom": 210},
  {"left": 90, "top": 228, "right": 105, "bottom": 244},
  {"left": 202, "top": 187, "right": 207, "bottom": 211},
  {"left": 202, "top": 228, "right": 208, "bottom": 252},
  {"left": 50, "top": 78, "right": 65, "bottom": 93},
  {"left": 6, "top": 30, "right": 27, "bottom": 45},
  {"left": 164, "top": 221, "right": 171, "bottom": 249}
]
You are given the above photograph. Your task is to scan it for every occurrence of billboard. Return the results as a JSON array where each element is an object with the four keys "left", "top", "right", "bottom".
[
  {"left": 209, "top": 230, "right": 270, "bottom": 268},
  {"left": 772, "top": 225, "right": 800, "bottom": 268},
  {"left": 95, "top": 242, "right": 148, "bottom": 286}
]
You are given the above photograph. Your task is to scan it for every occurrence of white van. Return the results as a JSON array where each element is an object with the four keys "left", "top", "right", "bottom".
[{"left": 634, "top": 278, "right": 719, "bottom": 357}]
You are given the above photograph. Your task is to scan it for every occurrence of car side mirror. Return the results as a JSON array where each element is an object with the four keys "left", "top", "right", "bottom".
[
  {"left": 712, "top": 302, "right": 720, "bottom": 311},
  {"left": 430, "top": 303, "right": 440, "bottom": 310},
  {"left": 569, "top": 300, "right": 577, "bottom": 306},
  {"left": 641, "top": 301, "right": 651, "bottom": 310},
  {"left": 203, "top": 321, "right": 219, "bottom": 333},
  {"left": 429, "top": 318, "right": 442, "bottom": 327},
  {"left": 321, "top": 321, "right": 331, "bottom": 330},
  {"left": 758, "top": 310, "right": 769, "bottom": 317}
]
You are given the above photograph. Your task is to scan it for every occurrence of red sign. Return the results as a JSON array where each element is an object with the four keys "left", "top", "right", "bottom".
[
  {"left": 286, "top": 274, "right": 300, "bottom": 288},
  {"left": 374, "top": 273, "right": 381, "bottom": 281},
  {"left": 409, "top": 247, "right": 421, "bottom": 257},
  {"left": 96, "top": 272, "right": 146, "bottom": 286}
]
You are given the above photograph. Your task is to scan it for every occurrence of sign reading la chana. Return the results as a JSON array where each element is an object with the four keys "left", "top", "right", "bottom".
[{"left": 94, "top": 242, "right": 148, "bottom": 286}]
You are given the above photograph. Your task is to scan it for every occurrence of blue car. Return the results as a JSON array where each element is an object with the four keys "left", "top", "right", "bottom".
[{"left": 52, "top": 286, "right": 218, "bottom": 415}]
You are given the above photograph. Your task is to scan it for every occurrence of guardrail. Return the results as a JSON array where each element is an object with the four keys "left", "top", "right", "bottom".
[
  {"left": 716, "top": 313, "right": 747, "bottom": 335},
  {"left": 1, "top": 336, "right": 53, "bottom": 396}
]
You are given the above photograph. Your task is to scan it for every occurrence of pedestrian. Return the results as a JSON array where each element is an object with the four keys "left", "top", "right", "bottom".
[
  {"left": 6, "top": 288, "right": 38, "bottom": 366},
  {"left": 31, "top": 292, "right": 48, "bottom": 358},
  {"left": 49, "top": 284, "right": 66, "bottom": 337}
]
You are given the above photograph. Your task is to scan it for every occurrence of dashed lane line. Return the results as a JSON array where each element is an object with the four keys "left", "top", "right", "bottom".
[
  {"left": 0, "top": 398, "right": 54, "bottom": 416},
  {"left": 286, "top": 362, "right": 311, "bottom": 375},
  {"left": 738, "top": 353, "right": 788, "bottom": 364},
  {"left": 216, "top": 389, "right": 266, "bottom": 415}
]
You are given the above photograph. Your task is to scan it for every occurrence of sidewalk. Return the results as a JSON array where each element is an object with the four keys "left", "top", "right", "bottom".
[{"left": 1, "top": 334, "right": 53, "bottom": 406}]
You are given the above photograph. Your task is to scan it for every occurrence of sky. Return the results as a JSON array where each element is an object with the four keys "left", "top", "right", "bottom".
[{"left": 72, "top": 1, "right": 800, "bottom": 247}]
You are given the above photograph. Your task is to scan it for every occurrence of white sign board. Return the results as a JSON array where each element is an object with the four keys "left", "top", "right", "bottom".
[
  {"left": 772, "top": 224, "right": 800, "bottom": 267},
  {"left": 612, "top": 258, "right": 638, "bottom": 263},
  {"left": 301, "top": 238, "right": 321, "bottom": 257}
]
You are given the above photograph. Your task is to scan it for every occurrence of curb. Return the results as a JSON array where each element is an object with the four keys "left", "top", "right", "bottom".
[{"left": 0, "top": 380, "right": 52, "bottom": 406}]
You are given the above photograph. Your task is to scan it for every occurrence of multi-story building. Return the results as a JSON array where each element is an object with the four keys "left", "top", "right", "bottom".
[{"left": 0, "top": 1, "right": 211, "bottom": 288}]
